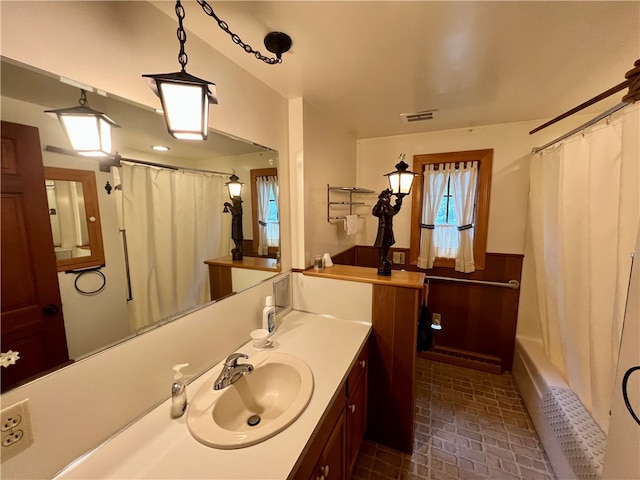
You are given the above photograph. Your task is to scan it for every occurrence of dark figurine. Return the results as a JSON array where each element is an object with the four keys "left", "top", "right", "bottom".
[
  {"left": 372, "top": 188, "right": 403, "bottom": 276},
  {"left": 223, "top": 197, "right": 244, "bottom": 260}
]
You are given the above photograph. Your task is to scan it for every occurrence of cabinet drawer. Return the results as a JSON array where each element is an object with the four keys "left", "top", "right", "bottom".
[{"left": 347, "top": 341, "right": 368, "bottom": 397}]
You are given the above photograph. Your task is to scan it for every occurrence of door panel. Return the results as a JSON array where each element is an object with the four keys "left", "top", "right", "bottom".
[{"left": 1, "top": 121, "right": 69, "bottom": 392}]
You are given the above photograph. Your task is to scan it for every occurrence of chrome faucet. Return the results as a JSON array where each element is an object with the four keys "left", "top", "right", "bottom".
[{"left": 213, "top": 353, "right": 254, "bottom": 390}]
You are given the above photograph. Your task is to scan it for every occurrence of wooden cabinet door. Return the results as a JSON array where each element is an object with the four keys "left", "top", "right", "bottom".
[
  {"left": 346, "top": 368, "right": 367, "bottom": 476},
  {"left": 314, "top": 411, "right": 345, "bottom": 480}
]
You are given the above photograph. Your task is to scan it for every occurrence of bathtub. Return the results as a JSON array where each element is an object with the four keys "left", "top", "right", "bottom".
[{"left": 513, "top": 336, "right": 608, "bottom": 480}]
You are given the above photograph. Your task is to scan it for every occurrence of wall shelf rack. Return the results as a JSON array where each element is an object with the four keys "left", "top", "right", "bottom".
[{"left": 327, "top": 185, "right": 375, "bottom": 222}]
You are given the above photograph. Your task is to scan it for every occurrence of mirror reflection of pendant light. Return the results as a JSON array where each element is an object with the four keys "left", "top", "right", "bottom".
[
  {"left": 385, "top": 153, "right": 418, "bottom": 196},
  {"left": 225, "top": 173, "right": 244, "bottom": 199},
  {"left": 142, "top": 0, "right": 217, "bottom": 141},
  {"left": 46, "top": 89, "right": 120, "bottom": 157}
]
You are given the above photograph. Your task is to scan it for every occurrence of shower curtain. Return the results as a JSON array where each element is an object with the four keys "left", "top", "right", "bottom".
[
  {"left": 528, "top": 103, "right": 639, "bottom": 432},
  {"left": 119, "top": 162, "right": 230, "bottom": 331}
]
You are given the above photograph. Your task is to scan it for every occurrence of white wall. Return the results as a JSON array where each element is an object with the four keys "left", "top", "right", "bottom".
[
  {"left": 0, "top": 2, "right": 290, "bottom": 478},
  {"left": 356, "top": 117, "right": 590, "bottom": 253},
  {"left": 301, "top": 100, "right": 359, "bottom": 267}
]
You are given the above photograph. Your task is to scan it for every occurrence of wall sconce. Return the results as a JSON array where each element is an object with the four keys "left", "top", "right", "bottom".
[
  {"left": 372, "top": 154, "right": 417, "bottom": 276},
  {"left": 143, "top": 1, "right": 217, "bottom": 141},
  {"left": 46, "top": 89, "right": 120, "bottom": 157},
  {"left": 223, "top": 173, "right": 244, "bottom": 261}
]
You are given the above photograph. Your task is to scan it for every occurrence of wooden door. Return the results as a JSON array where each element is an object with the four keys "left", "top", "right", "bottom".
[{"left": 1, "top": 121, "right": 69, "bottom": 392}]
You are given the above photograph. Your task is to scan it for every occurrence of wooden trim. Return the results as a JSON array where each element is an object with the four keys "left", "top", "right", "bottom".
[
  {"left": 303, "top": 264, "right": 424, "bottom": 290},
  {"left": 418, "top": 346, "right": 502, "bottom": 374},
  {"left": 250, "top": 167, "right": 277, "bottom": 255},
  {"left": 204, "top": 255, "right": 279, "bottom": 272},
  {"left": 409, "top": 149, "right": 493, "bottom": 271}
]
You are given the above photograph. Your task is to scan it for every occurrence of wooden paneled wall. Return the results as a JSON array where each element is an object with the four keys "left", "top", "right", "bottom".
[{"left": 333, "top": 246, "right": 523, "bottom": 371}]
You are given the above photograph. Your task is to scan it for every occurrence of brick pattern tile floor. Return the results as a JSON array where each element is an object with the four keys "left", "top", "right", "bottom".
[{"left": 351, "top": 359, "right": 556, "bottom": 480}]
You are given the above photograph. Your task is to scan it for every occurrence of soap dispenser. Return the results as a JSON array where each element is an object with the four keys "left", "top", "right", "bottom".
[{"left": 170, "top": 363, "right": 189, "bottom": 419}]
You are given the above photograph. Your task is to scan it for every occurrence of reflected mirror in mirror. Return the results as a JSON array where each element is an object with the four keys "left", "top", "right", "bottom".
[
  {"left": 0, "top": 57, "right": 281, "bottom": 393},
  {"left": 44, "top": 166, "right": 105, "bottom": 271}
]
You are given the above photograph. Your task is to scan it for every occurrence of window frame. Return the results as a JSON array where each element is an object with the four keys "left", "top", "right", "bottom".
[
  {"left": 409, "top": 149, "right": 493, "bottom": 271},
  {"left": 250, "top": 167, "right": 279, "bottom": 256}
]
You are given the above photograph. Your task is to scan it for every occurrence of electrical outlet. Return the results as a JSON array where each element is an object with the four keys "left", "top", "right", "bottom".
[
  {"left": 1, "top": 399, "right": 33, "bottom": 462},
  {"left": 392, "top": 251, "right": 406, "bottom": 264}
]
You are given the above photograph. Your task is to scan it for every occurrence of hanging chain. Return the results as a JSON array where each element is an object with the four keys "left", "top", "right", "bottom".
[
  {"left": 176, "top": 1, "right": 189, "bottom": 71},
  {"left": 78, "top": 89, "right": 89, "bottom": 106},
  {"left": 194, "top": 0, "right": 282, "bottom": 65}
]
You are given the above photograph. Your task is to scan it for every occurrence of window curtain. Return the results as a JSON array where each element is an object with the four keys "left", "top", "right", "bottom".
[
  {"left": 119, "top": 162, "right": 230, "bottom": 332},
  {"left": 417, "top": 164, "right": 449, "bottom": 268},
  {"left": 256, "top": 175, "right": 278, "bottom": 255},
  {"left": 451, "top": 161, "right": 478, "bottom": 273},
  {"left": 528, "top": 103, "right": 639, "bottom": 433}
]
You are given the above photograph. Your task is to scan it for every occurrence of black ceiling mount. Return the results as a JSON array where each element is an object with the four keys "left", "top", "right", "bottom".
[{"left": 264, "top": 32, "right": 292, "bottom": 59}]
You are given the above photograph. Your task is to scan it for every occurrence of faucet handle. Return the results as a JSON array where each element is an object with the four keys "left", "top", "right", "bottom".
[{"left": 224, "top": 352, "right": 248, "bottom": 367}]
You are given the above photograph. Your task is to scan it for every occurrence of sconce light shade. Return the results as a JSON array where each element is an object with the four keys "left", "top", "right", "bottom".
[
  {"left": 225, "top": 173, "right": 244, "bottom": 198},
  {"left": 46, "top": 91, "right": 120, "bottom": 157},
  {"left": 143, "top": 71, "right": 218, "bottom": 141},
  {"left": 385, "top": 154, "right": 418, "bottom": 196}
]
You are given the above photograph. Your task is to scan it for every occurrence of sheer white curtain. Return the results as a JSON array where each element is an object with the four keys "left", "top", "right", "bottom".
[
  {"left": 417, "top": 164, "right": 449, "bottom": 268},
  {"left": 256, "top": 175, "right": 278, "bottom": 255},
  {"left": 120, "top": 162, "right": 230, "bottom": 331},
  {"left": 528, "top": 104, "right": 639, "bottom": 432},
  {"left": 451, "top": 161, "right": 478, "bottom": 273}
]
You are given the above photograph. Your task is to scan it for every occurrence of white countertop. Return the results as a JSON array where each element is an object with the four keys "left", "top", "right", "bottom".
[{"left": 55, "top": 311, "right": 371, "bottom": 479}]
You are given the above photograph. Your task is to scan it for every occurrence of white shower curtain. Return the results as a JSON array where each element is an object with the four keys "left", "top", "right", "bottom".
[
  {"left": 120, "top": 162, "right": 230, "bottom": 331},
  {"left": 528, "top": 104, "right": 639, "bottom": 432},
  {"left": 417, "top": 164, "right": 449, "bottom": 268}
]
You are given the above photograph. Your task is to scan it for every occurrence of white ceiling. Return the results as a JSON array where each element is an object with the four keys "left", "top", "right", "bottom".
[{"left": 150, "top": 1, "right": 640, "bottom": 139}]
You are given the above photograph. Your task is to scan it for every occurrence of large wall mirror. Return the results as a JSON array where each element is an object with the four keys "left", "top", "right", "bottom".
[{"left": 0, "top": 57, "right": 281, "bottom": 393}]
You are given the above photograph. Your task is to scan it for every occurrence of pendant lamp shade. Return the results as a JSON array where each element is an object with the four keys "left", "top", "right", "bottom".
[
  {"left": 143, "top": 71, "right": 218, "bottom": 141},
  {"left": 385, "top": 155, "right": 418, "bottom": 195},
  {"left": 46, "top": 95, "right": 120, "bottom": 157}
]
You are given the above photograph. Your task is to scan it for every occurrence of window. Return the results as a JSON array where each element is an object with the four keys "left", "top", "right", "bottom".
[
  {"left": 250, "top": 168, "right": 279, "bottom": 256},
  {"left": 409, "top": 149, "right": 492, "bottom": 271}
]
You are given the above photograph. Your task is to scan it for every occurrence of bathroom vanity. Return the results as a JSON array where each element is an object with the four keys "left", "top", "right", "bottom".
[{"left": 54, "top": 311, "right": 370, "bottom": 479}]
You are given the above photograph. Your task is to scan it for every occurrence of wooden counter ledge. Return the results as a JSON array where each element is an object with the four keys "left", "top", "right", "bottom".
[{"left": 303, "top": 264, "right": 424, "bottom": 290}]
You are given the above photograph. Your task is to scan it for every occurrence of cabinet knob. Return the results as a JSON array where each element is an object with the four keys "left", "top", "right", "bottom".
[
  {"left": 322, "top": 465, "right": 330, "bottom": 477},
  {"left": 349, "top": 404, "right": 356, "bottom": 414},
  {"left": 360, "top": 360, "right": 366, "bottom": 368}
]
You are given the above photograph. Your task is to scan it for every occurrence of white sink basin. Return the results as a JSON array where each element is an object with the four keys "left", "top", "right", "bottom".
[{"left": 187, "top": 351, "right": 314, "bottom": 449}]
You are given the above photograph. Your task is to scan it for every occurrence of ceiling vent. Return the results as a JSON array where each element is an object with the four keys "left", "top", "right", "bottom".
[{"left": 400, "top": 110, "right": 439, "bottom": 123}]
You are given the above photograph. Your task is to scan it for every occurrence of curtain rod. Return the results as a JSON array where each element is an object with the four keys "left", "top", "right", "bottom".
[
  {"left": 119, "top": 158, "right": 232, "bottom": 177},
  {"left": 529, "top": 80, "right": 629, "bottom": 135},
  {"left": 531, "top": 102, "right": 627, "bottom": 154},
  {"left": 45, "top": 145, "right": 233, "bottom": 177}
]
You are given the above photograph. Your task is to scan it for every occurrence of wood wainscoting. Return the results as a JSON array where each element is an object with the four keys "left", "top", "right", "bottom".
[{"left": 333, "top": 246, "right": 523, "bottom": 372}]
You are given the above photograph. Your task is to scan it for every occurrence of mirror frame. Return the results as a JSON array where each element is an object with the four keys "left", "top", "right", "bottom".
[{"left": 43, "top": 166, "right": 105, "bottom": 272}]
